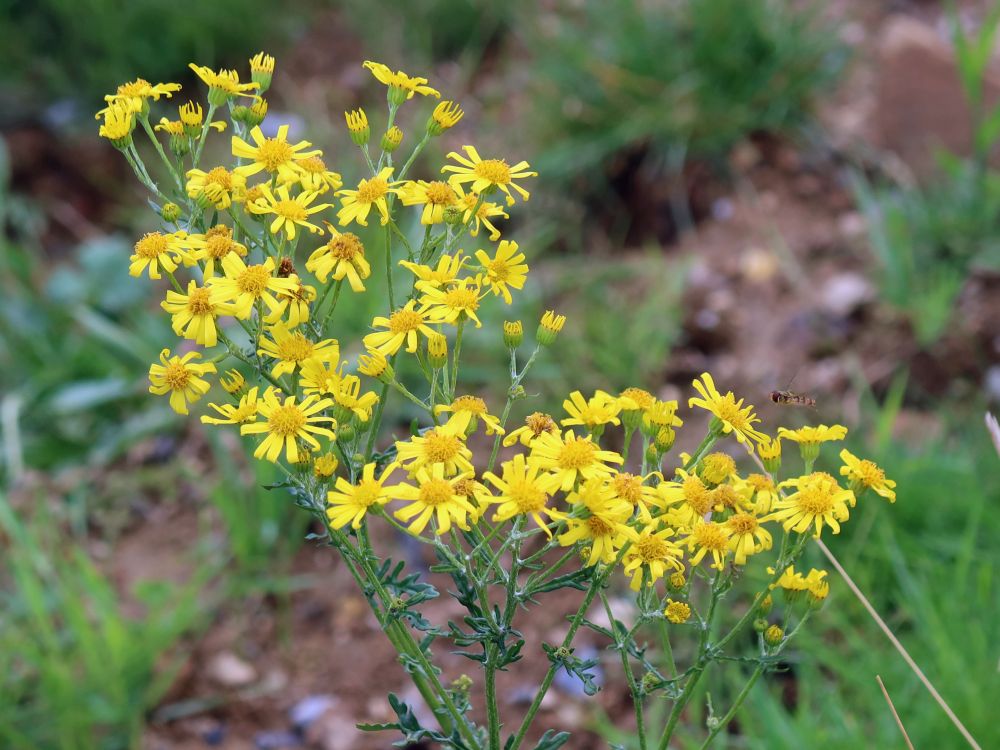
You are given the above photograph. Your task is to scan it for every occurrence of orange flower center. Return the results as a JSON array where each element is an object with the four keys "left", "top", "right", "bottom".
[
  {"left": 508, "top": 479, "right": 547, "bottom": 514},
  {"left": 693, "top": 522, "right": 729, "bottom": 551},
  {"left": 205, "top": 166, "right": 232, "bottom": 189},
  {"left": 424, "top": 181, "right": 456, "bottom": 205},
  {"left": 557, "top": 438, "right": 596, "bottom": 470},
  {"left": 635, "top": 535, "right": 672, "bottom": 562},
  {"left": 186, "top": 287, "right": 214, "bottom": 315},
  {"left": 275, "top": 199, "right": 308, "bottom": 221},
  {"left": 443, "top": 286, "right": 479, "bottom": 311},
  {"left": 276, "top": 332, "right": 314, "bottom": 363},
  {"left": 163, "top": 362, "right": 191, "bottom": 390},
  {"left": 474, "top": 158, "right": 511, "bottom": 185},
  {"left": 586, "top": 515, "right": 615, "bottom": 537},
  {"left": 526, "top": 412, "right": 556, "bottom": 436},
  {"left": 453, "top": 396, "right": 487, "bottom": 415},
  {"left": 135, "top": 232, "right": 169, "bottom": 258},
  {"left": 326, "top": 233, "right": 363, "bottom": 260},
  {"left": 299, "top": 156, "right": 327, "bottom": 174},
  {"left": 419, "top": 478, "right": 454, "bottom": 506},
  {"left": 356, "top": 177, "right": 389, "bottom": 204},
  {"left": 268, "top": 403, "right": 307, "bottom": 437},
  {"left": 612, "top": 474, "right": 643, "bottom": 505},
  {"left": 258, "top": 138, "right": 294, "bottom": 172},
  {"left": 423, "top": 431, "right": 461, "bottom": 463},
  {"left": 236, "top": 264, "right": 272, "bottom": 296},
  {"left": 727, "top": 512, "right": 759, "bottom": 535},
  {"left": 387, "top": 307, "right": 424, "bottom": 333}
]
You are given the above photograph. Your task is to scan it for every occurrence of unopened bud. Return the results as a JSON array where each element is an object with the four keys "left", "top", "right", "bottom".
[
  {"left": 161, "top": 202, "right": 182, "bottom": 222},
  {"left": 503, "top": 320, "right": 523, "bottom": 349},
  {"left": 381, "top": 125, "right": 403, "bottom": 152}
]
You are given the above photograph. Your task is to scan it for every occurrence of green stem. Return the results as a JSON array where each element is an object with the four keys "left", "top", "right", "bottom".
[
  {"left": 139, "top": 115, "right": 184, "bottom": 194},
  {"left": 659, "top": 619, "right": 678, "bottom": 679},
  {"left": 384, "top": 223, "right": 396, "bottom": 310},
  {"left": 698, "top": 664, "right": 765, "bottom": 749},
  {"left": 191, "top": 103, "right": 217, "bottom": 170},
  {"left": 683, "top": 433, "right": 718, "bottom": 471},
  {"left": 485, "top": 658, "right": 501, "bottom": 750},
  {"left": 601, "top": 591, "right": 647, "bottom": 750},
  {"left": 450, "top": 319, "right": 465, "bottom": 399},
  {"left": 319, "top": 279, "right": 344, "bottom": 334}
]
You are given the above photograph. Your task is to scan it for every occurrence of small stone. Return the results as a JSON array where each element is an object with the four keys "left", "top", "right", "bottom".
[
  {"left": 819, "top": 272, "right": 874, "bottom": 317},
  {"left": 206, "top": 651, "right": 257, "bottom": 688},
  {"left": 254, "top": 730, "right": 301, "bottom": 749},
  {"left": 290, "top": 694, "right": 338, "bottom": 729}
]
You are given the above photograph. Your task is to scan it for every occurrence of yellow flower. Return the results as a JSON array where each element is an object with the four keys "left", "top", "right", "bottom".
[
  {"left": 280, "top": 155, "right": 342, "bottom": 194},
  {"left": 148, "top": 348, "right": 215, "bottom": 415},
  {"left": 528, "top": 430, "right": 623, "bottom": 492},
  {"left": 483, "top": 454, "right": 563, "bottom": 535},
  {"left": 454, "top": 185, "right": 508, "bottom": 240},
  {"left": 207, "top": 255, "right": 299, "bottom": 320},
  {"left": 503, "top": 320, "right": 523, "bottom": 349},
  {"left": 265, "top": 277, "right": 316, "bottom": 328},
  {"left": 240, "top": 387, "right": 336, "bottom": 463},
  {"left": 503, "top": 412, "right": 559, "bottom": 448},
  {"left": 426, "top": 332, "right": 448, "bottom": 369},
  {"left": 327, "top": 462, "right": 398, "bottom": 530},
  {"left": 680, "top": 520, "right": 732, "bottom": 571},
  {"left": 97, "top": 102, "right": 135, "bottom": 147},
  {"left": 189, "top": 64, "right": 259, "bottom": 104},
  {"left": 390, "top": 464, "right": 477, "bottom": 536},
  {"left": 619, "top": 387, "right": 656, "bottom": 413},
  {"left": 770, "top": 564, "right": 807, "bottom": 596},
  {"left": 839, "top": 449, "right": 896, "bottom": 502},
  {"left": 306, "top": 228, "right": 370, "bottom": 291},
  {"left": 699, "top": 452, "right": 736, "bottom": 486},
  {"left": 725, "top": 511, "right": 772, "bottom": 565},
  {"left": 664, "top": 599, "right": 691, "bottom": 624},
  {"left": 561, "top": 390, "right": 622, "bottom": 431},
  {"left": 779, "top": 425, "right": 848, "bottom": 446},
  {"left": 442, "top": 145, "right": 537, "bottom": 206},
  {"left": 622, "top": 525, "right": 684, "bottom": 590},
  {"left": 129, "top": 231, "right": 196, "bottom": 280},
  {"left": 395, "top": 421, "right": 474, "bottom": 476},
  {"left": 559, "top": 478, "right": 638, "bottom": 566},
  {"left": 758, "top": 436, "right": 782, "bottom": 473},
  {"left": 399, "top": 253, "right": 466, "bottom": 292},
  {"left": 345, "top": 108, "right": 369, "bottom": 145},
  {"left": 609, "top": 472, "right": 663, "bottom": 523},
  {"left": 330, "top": 373, "right": 379, "bottom": 423},
  {"left": 766, "top": 472, "right": 856, "bottom": 538},
  {"left": 475, "top": 240, "right": 528, "bottom": 304},
  {"left": 248, "top": 183, "right": 331, "bottom": 240},
  {"left": 201, "top": 387, "right": 260, "bottom": 426},
  {"left": 688, "top": 372, "right": 768, "bottom": 448},
  {"left": 249, "top": 51, "right": 275, "bottom": 90},
  {"left": 399, "top": 180, "right": 458, "bottom": 225},
  {"left": 313, "top": 452, "right": 339, "bottom": 478},
  {"left": 336, "top": 167, "right": 400, "bottom": 227},
  {"left": 232, "top": 124, "right": 321, "bottom": 178},
  {"left": 220, "top": 369, "right": 246, "bottom": 395},
  {"left": 257, "top": 323, "right": 340, "bottom": 378},
  {"left": 185, "top": 166, "right": 247, "bottom": 210},
  {"left": 428, "top": 100, "right": 464, "bottom": 135},
  {"left": 161, "top": 279, "right": 236, "bottom": 347},
  {"left": 419, "top": 279, "right": 485, "bottom": 327},
  {"left": 98, "top": 78, "right": 181, "bottom": 117},
  {"left": 363, "top": 300, "right": 444, "bottom": 356},
  {"left": 363, "top": 60, "right": 440, "bottom": 100},
  {"left": 434, "top": 396, "right": 504, "bottom": 435},
  {"left": 537, "top": 310, "right": 566, "bottom": 346},
  {"left": 805, "top": 568, "right": 830, "bottom": 603},
  {"left": 735, "top": 473, "right": 780, "bottom": 514},
  {"left": 358, "top": 350, "right": 392, "bottom": 381},
  {"left": 657, "top": 469, "right": 713, "bottom": 529},
  {"left": 641, "top": 399, "right": 683, "bottom": 436},
  {"left": 192, "top": 225, "right": 248, "bottom": 278}
]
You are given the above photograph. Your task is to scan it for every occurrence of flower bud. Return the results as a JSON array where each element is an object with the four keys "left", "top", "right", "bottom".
[
  {"left": 427, "top": 333, "right": 448, "bottom": 369},
  {"left": 178, "top": 101, "right": 204, "bottom": 137},
  {"left": 168, "top": 132, "right": 189, "bottom": 158},
  {"left": 536, "top": 310, "right": 566, "bottom": 346},
  {"left": 664, "top": 599, "right": 691, "bottom": 624},
  {"left": 443, "top": 205, "right": 464, "bottom": 225},
  {"left": 220, "top": 369, "right": 246, "bottom": 395},
  {"left": 644, "top": 443, "right": 661, "bottom": 467},
  {"left": 654, "top": 426, "right": 676, "bottom": 453},
  {"left": 427, "top": 100, "right": 464, "bottom": 136},
  {"left": 338, "top": 423, "right": 356, "bottom": 443},
  {"left": 381, "top": 125, "right": 403, "bottom": 152},
  {"left": 249, "top": 52, "right": 275, "bottom": 93},
  {"left": 313, "top": 451, "right": 339, "bottom": 478},
  {"left": 161, "top": 202, "right": 182, "bottom": 223},
  {"left": 667, "top": 571, "right": 686, "bottom": 592},
  {"left": 753, "top": 618, "right": 769, "bottom": 633},
  {"left": 503, "top": 320, "right": 523, "bottom": 349},
  {"left": 359, "top": 350, "right": 393, "bottom": 383},
  {"left": 764, "top": 624, "right": 784, "bottom": 647},
  {"left": 345, "top": 109, "right": 369, "bottom": 146},
  {"left": 758, "top": 594, "right": 773, "bottom": 615}
]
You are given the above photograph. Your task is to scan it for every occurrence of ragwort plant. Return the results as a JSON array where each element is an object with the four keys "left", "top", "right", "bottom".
[{"left": 97, "top": 55, "right": 898, "bottom": 749}]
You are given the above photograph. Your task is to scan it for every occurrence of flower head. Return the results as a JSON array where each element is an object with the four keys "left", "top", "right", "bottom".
[
  {"left": 336, "top": 167, "right": 400, "bottom": 227},
  {"left": 664, "top": 599, "right": 692, "bottom": 624},
  {"left": 257, "top": 323, "right": 339, "bottom": 378},
  {"left": 443, "top": 145, "right": 537, "bottom": 206},
  {"left": 148, "top": 349, "right": 215, "bottom": 415},
  {"left": 475, "top": 241, "right": 528, "bottom": 304},
  {"left": 240, "top": 388, "right": 336, "bottom": 463},
  {"left": 201, "top": 387, "right": 260, "bottom": 426},
  {"left": 283, "top": 156, "right": 342, "bottom": 194},
  {"left": 185, "top": 166, "right": 247, "bottom": 210},
  {"left": 364, "top": 300, "right": 445, "bottom": 356},
  {"left": 503, "top": 412, "right": 558, "bottom": 448},
  {"left": 766, "top": 472, "right": 856, "bottom": 538},
  {"left": 434, "top": 396, "right": 504, "bottom": 436},
  {"left": 419, "top": 279, "right": 486, "bottom": 327},
  {"left": 395, "top": 421, "right": 474, "bottom": 476},
  {"left": 688, "top": 373, "right": 768, "bottom": 448},
  {"left": 561, "top": 390, "right": 622, "bottom": 431},
  {"left": 839, "top": 449, "right": 896, "bottom": 502},
  {"left": 189, "top": 64, "right": 259, "bottom": 105},
  {"left": 129, "top": 231, "right": 196, "bottom": 280},
  {"left": 306, "top": 228, "right": 370, "bottom": 291},
  {"left": 528, "top": 430, "right": 623, "bottom": 492},
  {"left": 725, "top": 511, "right": 772, "bottom": 564},
  {"left": 208, "top": 255, "right": 299, "bottom": 319},
  {"left": 400, "top": 253, "right": 466, "bottom": 292},
  {"left": 390, "top": 464, "right": 476, "bottom": 536},
  {"left": 327, "top": 462, "right": 398, "bottom": 530},
  {"left": 249, "top": 182, "right": 331, "bottom": 240},
  {"left": 483, "top": 454, "right": 563, "bottom": 535},
  {"left": 161, "top": 279, "right": 235, "bottom": 347},
  {"left": 428, "top": 100, "right": 464, "bottom": 135},
  {"left": 779, "top": 425, "right": 848, "bottom": 463},
  {"left": 363, "top": 60, "right": 440, "bottom": 101},
  {"left": 400, "top": 180, "right": 458, "bottom": 225},
  {"left": 232, "top": 124, "right": 321, "bottom": 178},
  {"left": 622, "top": 525, "right": 684, "bottom": 590},
  {"left": 680, "top": 520, "right": 732, "bottom": 571}
]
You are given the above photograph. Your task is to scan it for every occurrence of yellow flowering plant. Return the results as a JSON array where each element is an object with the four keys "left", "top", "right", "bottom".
[{"left": 101, "top": 54, "right": 898, "bottom": 750}]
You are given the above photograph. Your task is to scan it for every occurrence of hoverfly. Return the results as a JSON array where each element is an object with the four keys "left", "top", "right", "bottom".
[{"left": 769, "top": 389, "right": 816, "bottom": 408}]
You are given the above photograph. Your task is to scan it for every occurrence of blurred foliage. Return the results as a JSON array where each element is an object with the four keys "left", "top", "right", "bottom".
[
  {"left": 0, "top": 0, "right": 310, "bottom": 118},
  {"left": 853, "top": 7, "right": 1000, "bottom": 346},
  {"left": 340, "top": 0, "right": 515, "bottom": 65},
  {"left": 527, "top": 0, "right": 845, "bottom": 188},
  {"left": 0, "top": 494, "right": 213, "bottom": 750}
]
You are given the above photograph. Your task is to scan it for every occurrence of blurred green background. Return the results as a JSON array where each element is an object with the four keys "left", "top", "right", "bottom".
[{"left": 1, "top": 1, "right": 999, "bottom": 748}]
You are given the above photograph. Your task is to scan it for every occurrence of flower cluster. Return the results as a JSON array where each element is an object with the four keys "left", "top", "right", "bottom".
[{"left": 102, "top": 54, "right": 896, "bottom": 750}]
